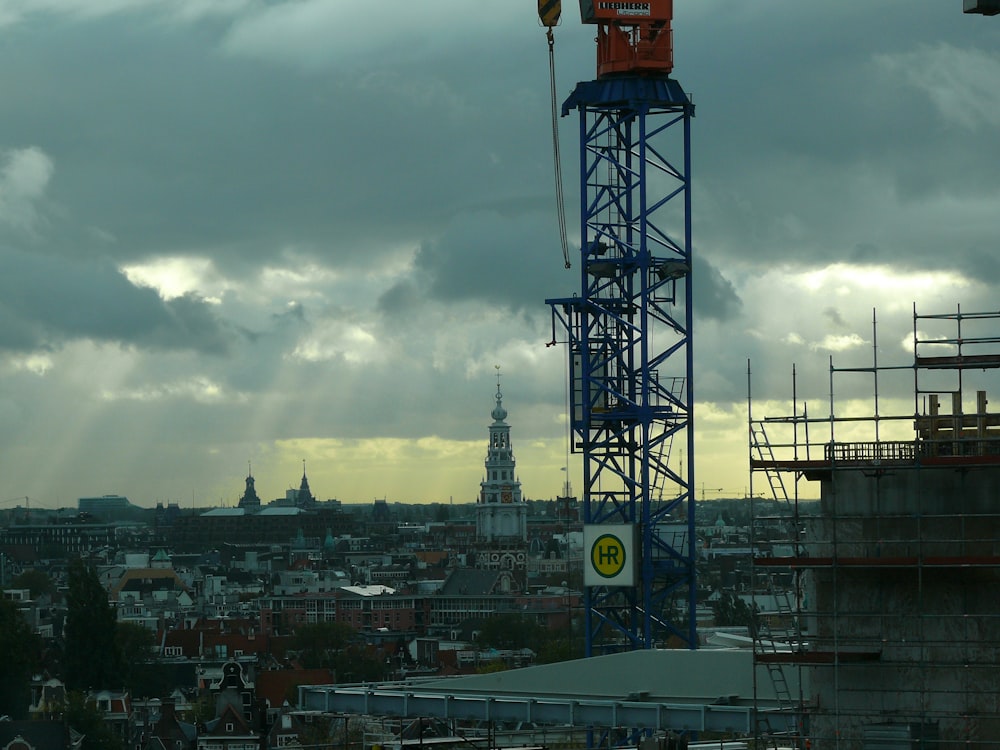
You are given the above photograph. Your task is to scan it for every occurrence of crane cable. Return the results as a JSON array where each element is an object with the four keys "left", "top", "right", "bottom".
[{"left": 546, "top": 26, "right": 572, "bottom": 269}]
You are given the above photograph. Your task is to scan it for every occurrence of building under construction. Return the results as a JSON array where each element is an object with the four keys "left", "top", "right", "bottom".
[{"left": 750, "top": 306, "right": 1000, "bottom": 748}]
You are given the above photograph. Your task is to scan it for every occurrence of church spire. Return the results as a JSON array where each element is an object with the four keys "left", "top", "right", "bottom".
[
  {"left": 296, "top": 459, "right": 315, "bottom": 507},
  {"left": 476, "top": 366, "right": 527, "bottom": 542},
  {"left": 237, "top": 461, "right": 261, "bottom": 512},
  {"left": 491, "top": 365, "right": 508, "bottom": 423}
]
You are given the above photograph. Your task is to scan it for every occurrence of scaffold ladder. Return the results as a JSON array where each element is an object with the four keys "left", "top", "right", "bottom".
[
  {"left": 749, "top": 419, "right": 802, "bottom": 746},
  {"left": 749, "top": 420, "right": 789, "bottom": 502}
]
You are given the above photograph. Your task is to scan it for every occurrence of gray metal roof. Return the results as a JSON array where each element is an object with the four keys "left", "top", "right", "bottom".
[
  {"left": 299, "top": 649, "right": 802, "bottom": 735},
  {"left": 439, "top": 568, "right": 501, "bottom": 596}
]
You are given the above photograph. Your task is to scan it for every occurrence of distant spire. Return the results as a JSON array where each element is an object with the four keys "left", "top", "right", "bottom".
[
  {"left": 491, "top": 365, "right": 508, "bottom": 422},
  {"left": 297, "top": 459, "right": 315, "bottom": 507},
  {"left": 238, "top": 461, "right": 261, "bottom": 511}
]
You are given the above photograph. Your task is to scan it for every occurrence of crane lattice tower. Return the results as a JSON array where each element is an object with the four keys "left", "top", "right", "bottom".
[{"left": 546, "top": 0, "right": 697, "bottom": 653}]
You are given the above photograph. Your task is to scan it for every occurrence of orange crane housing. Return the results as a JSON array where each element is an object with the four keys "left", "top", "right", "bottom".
[{"left": 579, "top": 0, "right": 674, "bottom": 77}]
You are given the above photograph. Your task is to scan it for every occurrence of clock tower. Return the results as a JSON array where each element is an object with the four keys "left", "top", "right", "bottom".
[{"left": 474, "top": 369, "right": 528, "bottom": 591}]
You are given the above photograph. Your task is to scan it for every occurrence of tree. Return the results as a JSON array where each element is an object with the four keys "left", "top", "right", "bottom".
[
  {"left": 11, "top": 569, "right": 55, "bottom": 598},
  {"left": 292, "top": 621, "right": 355, "bottom": 669},
  {"left": 332, "top": 644, "right": 388, "bottom": 683},
  {"left": 0, "top": 598, "right": 40, "bottom": 718},
  {"left": 711, "top": 591, "right": 757, "bottom": 628},
  {"left": 115, "top": 621, "right": 155, "bottom": 693},
  {"left": 63, "top": 558, "right": 120, "bottom": 690},
  {"left": 475, "top": 614, "right": 547, "bottom": 652},
  {"left": 536, "top": 630, "right": 583, "bottom": 664}
]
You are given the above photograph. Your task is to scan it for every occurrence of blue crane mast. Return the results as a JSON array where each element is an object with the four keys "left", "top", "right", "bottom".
[{"left": 544, "top": 0, "right": 697, "bottom": 653}]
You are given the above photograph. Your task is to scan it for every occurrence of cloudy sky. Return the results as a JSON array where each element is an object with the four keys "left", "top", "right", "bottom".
[{"left": 0, "top": 0, "right": 998, "bottom": 510}]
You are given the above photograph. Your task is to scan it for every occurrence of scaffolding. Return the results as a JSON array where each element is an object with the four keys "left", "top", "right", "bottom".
[{"left": 748, "top": 306, "right": 1000, "bottom": 749}]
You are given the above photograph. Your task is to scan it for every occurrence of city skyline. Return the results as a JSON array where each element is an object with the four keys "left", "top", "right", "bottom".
[{"left": 1, "top": 2, "right": 998, "bottom": 508}]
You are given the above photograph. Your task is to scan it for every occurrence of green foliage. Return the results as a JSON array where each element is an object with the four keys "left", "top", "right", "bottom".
[
  {"left": 475, "top": 614, "right": 547, "bottom": 652},
  {"left": 115, "top": 621, "right": 155, "bottom": 693},
  {"left": 476, "top": 660, "right": 507, "bottom": 674},
  {"left": 292, "top": 621, "right": 356, "bottom": 669},
  {"left": 536, "top": 632, "right": 583, "bottom": 664},
  {"left": 64, "top": 691, "right": 123, "bottom": 750},
  {"left": 332, "top": 644, "right": 388, "bottom": 683},
  {"left": 473, "top": 613, "right": 584, "bottom": 665},
  {"left": 0, "top": 598, "right": 40, "bottom": 718},
  {"left": 11, "top": 568, "right": 55, "bottom": 598},
  {"left": 63, "top": 558, "right": 120, "bottom": 691},
  {"left": 711, "top": 591, "right": 757, "bottom": 628}
]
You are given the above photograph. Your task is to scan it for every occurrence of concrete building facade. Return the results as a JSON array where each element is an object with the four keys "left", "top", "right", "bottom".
[{"left": 751, "top": 307, "right": 1000, "bottom": 748}]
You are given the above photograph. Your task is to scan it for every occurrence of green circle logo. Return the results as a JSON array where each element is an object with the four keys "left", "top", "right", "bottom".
[{"left": 591, "top": 533, "right": 627, "bottom": 578}]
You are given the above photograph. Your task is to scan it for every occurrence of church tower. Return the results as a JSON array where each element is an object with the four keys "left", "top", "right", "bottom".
[
  {"left": 476, "top": 371, "right": 527, "bottom": 541},
  {"left": 237, "top": 463, "right": 262, "bottom": 512},
  {"left": 474, "top": 368, "right": 527, "bottom": 592},
  {"left": 294, "top": 460, "right": 316, "bottom": 508}
]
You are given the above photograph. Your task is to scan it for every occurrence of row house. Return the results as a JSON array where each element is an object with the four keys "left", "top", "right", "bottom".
[
  {"left": 271, "top": 568, "right": 347, "bottom": 596},
  {"left": 89, "top": 690, "right": 132, "bottom": 744},
  {"left": 0, "top": 521, "right": 115, "bottom": 558},
  {"left": 367, "top": 564, "right": 410, "bottom": 586},
  {"left": 137, "top": 698, "right": 198, "bottom": 750},
  {"left": 0, "top": 721, "right": 83, "bottom": 750},
  {"left": 258, "top": 586, "right": 428, "bottom": 638},
  {"left": 197, "top": 663, "right": 258, "bottom": 750},
  {"left": 260, "top": 569, "right": 575, "bottom": 639},
  {"left": 197, "top": 703, "right": 257, "bottom": 750},
  {"left": 427, "top": 569, "right": 510, "bottom": 634},
  {"left": 2, "top": 588, "right": 57, "bottom": 638},
  {"left": 513, "top": 587, "right": 581, "bottom": 631},
  {"left": 159, "top": 618, "right": 268, "bottom": 661},
  {"left": 336, "top": 585, "right": 424, "bottom": 633},
  {"left": 258, "top": 591, "right": 337, "bottom": 636},
  {"left": 255, "top": 669, "right": 334, "bottom": 727}
]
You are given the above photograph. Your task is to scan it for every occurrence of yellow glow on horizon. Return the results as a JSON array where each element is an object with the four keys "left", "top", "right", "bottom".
[{"left": 213, "top": 435, "right": 588, "bottom": 506}]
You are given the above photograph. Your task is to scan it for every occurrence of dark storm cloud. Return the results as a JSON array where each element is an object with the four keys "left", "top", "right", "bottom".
[
  {"left": 693, "top": 255, "right": 741, "bottom": 322},
  {"left": 391, "top": 210, "right": 568, "bottom": 315},
  {"left": 388, "top": 212, "right": 742, "bottom": 324},
  {"left": 0, "top": 14, "right": 560, "bottom": 276},
  {"left": 0, "top": 246, "right": 232, "bottom": 353},
  {"left": 682, "top": 1, "right": 1000, "bottom": 274},
  {"left": 0, "top": 0, "right": 997, "bottom": 506},
  {"left": 377, "top": 278, "right": 423, "bottom": 318}
]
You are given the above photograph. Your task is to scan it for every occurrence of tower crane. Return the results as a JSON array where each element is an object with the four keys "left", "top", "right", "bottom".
[{"left": 544, "top": 0, "right": 697, "bottom": 653}]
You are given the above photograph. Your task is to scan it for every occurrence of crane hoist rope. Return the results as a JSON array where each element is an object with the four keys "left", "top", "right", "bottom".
[{"left": 540, "top": 1, "right": 571, "bottom": 269}]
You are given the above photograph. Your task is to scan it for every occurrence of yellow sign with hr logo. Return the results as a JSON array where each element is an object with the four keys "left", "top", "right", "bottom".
[{"left": 583, "top": 524, "right": 636, "bottom": 587}]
